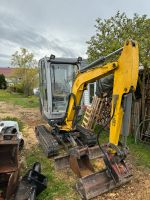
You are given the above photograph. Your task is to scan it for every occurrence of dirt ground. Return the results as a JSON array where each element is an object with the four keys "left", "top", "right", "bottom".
[{"left": 0, "top": 101, "right": 150, "bottom": 200}]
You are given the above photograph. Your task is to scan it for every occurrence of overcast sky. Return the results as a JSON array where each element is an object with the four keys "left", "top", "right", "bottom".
[{"left": 0, "top": 0, "right": 149, "bottom": 66}]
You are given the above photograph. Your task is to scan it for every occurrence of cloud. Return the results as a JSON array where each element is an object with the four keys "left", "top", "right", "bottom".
[
  {"left": 0, "top": 11, "right": 78, "bottom": 66},
  {"left": 0, "top": 0, "right": 149, "bottom": 66},
  {"left": 0, "top": 53, "right": 10, "bottom": 59}
]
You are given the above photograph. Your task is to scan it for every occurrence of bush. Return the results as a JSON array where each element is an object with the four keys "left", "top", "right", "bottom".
[
  {"left": 0, "top": 74, "right": 7, "bottom": 89},
  {"left": 15, "top": 83, "right": 24, "bottom": 93},
  {"left": 8, "top": 83, "right": 24, "bottom": 93}
]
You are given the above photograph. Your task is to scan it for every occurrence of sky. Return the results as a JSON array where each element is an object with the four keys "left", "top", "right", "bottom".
[{"left": 0, "top": 0, "right": 149, "bottom": 67}]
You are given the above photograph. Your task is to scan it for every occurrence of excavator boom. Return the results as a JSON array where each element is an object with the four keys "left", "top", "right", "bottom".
[{"left": 55, "top": 40, "right": 139, "bottom": 199}]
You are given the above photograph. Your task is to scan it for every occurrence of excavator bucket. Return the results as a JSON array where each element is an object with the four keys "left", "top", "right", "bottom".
[
  {"left": 76, "top": 168, "right": 132, "bottom": 200},
  {"left": 76, "top": 146, "right": 132, "bottom": 199},
  {"left": 0, "top": 125, "right": 20, "bottom": 200},
  {"left": 55, "top": 145, "right": 102, "bottom": 173},
  {"left": 55, "top": 145, "right": 132, "bottom": 200}
]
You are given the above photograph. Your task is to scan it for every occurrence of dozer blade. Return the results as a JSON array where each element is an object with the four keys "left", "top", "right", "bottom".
[{"left": 76, "top": 169, "right": 132, "bottom": 200}]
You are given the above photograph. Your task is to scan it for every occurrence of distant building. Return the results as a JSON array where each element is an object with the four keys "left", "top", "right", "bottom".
[{"left": 0, "top": 67, "right": 15, "bottom": 77}]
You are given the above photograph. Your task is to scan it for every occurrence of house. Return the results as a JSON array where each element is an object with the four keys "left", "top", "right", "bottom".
[
  {"left": 83, "top": 82, "right": 96, "bottom": 105},
  {"left": 0, "top": 67, "right": 15, "bottom": 77},
  {"left": 80, "top": 60, "right": 97, "bottom": 106}
]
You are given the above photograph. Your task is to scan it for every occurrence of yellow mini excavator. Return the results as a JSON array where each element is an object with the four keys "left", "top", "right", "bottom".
[{"left": 36, "top": 39, "right": 139, "bottom": 199}]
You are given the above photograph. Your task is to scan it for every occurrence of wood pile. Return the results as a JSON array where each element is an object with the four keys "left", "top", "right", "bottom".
[{"left": 81, "top": 96, "right": 111, "bottom": 131}]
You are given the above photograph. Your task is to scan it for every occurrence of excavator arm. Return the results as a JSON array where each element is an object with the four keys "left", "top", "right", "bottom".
[
  {"left": 109, "top": 40, "right": 139, "bottom": 145},
  {"left": 62, "top": 39, "right": 139, "bottom": 147},
  {"left": 75, "top": 40, "right": 139, "bottom": 199},
  {"left": 62, "top": 62, "right": 117, "bottom": 131}
]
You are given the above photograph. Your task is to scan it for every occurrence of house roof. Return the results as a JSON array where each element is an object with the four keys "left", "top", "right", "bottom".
[{"left": 0, "top": 67, "right": 15, "bottom": 77}]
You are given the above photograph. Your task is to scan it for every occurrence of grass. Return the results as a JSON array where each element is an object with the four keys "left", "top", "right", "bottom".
[
  {"left": 23, "top": 126, "right": 150, "bottom": 200},
  {"left": 25, "top": 146, "right": 79, "bottom": 200},
  {"left": 127, "top": 137, "right": 150, "bottom": 168},
  {"left": 0, "top": 89, "right": 39, "bottom": 108}
]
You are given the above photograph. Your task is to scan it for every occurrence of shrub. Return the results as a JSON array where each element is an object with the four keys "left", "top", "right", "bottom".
[{"left": 0, "top": 74, "right": 7, "bottom": 89}]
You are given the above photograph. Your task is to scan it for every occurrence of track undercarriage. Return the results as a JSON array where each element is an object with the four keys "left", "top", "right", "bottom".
[{"left": 35, "top": 124, "right": 97, "bottom": 157}]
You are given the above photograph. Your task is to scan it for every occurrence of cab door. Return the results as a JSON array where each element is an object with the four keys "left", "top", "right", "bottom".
[{"left": 39, "top": 60, "right": 48, "bottom": 113}]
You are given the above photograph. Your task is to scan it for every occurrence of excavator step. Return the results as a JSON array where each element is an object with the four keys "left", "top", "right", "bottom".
[{"left": 35, "top": 125, "right": 59, "bottom": 157}]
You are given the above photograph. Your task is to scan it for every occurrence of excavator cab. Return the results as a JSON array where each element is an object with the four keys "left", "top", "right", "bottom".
[{"left": 38, "top": 55, "right": 83, "bottom": 125}]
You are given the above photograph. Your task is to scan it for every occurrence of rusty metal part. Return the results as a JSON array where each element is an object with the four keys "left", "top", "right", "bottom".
[
  {"left": 54, "top": 145, "right": 102, "bottom": 170},
  {"left": 76, "top": 168, "right": 132, "bottom": 200},
  {"left": 69, "top": 147, "right": 98, "bottom": 177},
  {"left": 76, "top": 144, "right": 132, "bottom": 199},
  {"left": 0, "top": 173, "right": 10, "bottom": 199},
  {"left": 0, "top": 126, "right": 19, "bottom": 200},
  {"left": 0, "top": 144, "right": 18, "bottom": 173},
  {"left": 0, "top": 170, "right": 20, "bottom": 200},
  {"left": 70, "top": 153, "right": 94, "bottom": 177},
  {"left": 55, "top": 143, "right": 132, "bottom": 200},
  {"left": 6, "top": 169, "right": 20, "bottom": 200},
  {"left": 55, "top": 145, "right": 103, "bottom": 176},
  {"left": 0, "top": 127, "right": 19, "bottom": 174},
  {"left": 88, "top": 145, "right": 103, "bottom": 160}
]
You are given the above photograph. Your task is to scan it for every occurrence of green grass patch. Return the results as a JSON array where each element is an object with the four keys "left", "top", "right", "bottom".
[
  {"left": 0, "top": 89, "right": 39, "bottom": 108},
  {"left": 25, "top": 146, "right": 78, "bottom": 200},
  {"left": 127, "top": 137, "right": 150, "bottom": 168}
]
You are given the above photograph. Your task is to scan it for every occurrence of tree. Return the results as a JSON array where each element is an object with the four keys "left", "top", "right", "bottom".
[
  {"left": 11, "top": 48, "right": 38, "bottom": 96},
  {"left": 86, "top": 12, "right": 150, "bottom": 68},
  {"left": 0, "top": 74, "right": 7, "bottom": 89},
  {"left": 87, "top": 12, "right": 150, "bottom": 129}
]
